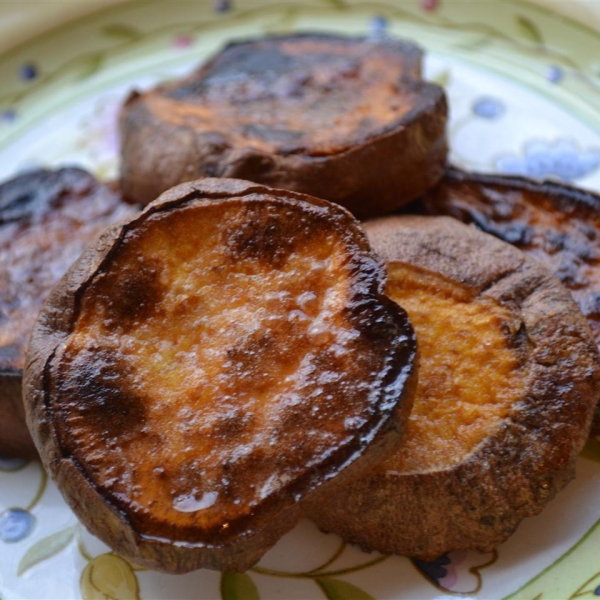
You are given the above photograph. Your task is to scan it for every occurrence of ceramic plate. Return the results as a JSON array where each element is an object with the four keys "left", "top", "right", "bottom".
[{"left": 2, "top": 1, "right": 600, "bottom": 599}]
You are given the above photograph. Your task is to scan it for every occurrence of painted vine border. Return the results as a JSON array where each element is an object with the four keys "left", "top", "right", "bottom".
[{"left": 2, "top": 0, "right": 600, "bottom": 142}]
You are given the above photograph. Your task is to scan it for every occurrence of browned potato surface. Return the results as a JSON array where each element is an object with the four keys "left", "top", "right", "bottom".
[
  {"left": 305, "top": 215, "right": 600, "bottom": 560},
  {"left": 120, "top": 33, "right": 447, "bottom": 218},
  {"left": 0, "top": 168, "right": 137, "bottom": 457},
  {"left": 24, "top": 178, "right": 417, "bottom": 573},
  {"left": 420, "top": 167, "right": 600, "bottom": 439}
]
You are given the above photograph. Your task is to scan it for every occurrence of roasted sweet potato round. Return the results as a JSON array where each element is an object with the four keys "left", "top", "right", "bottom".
[
  {"left": 420, "top": 167, "right": 600, "bottom": 439},
  {"left": 304, "top": 215, "right": 600, "bottom": 560},
  {"left": 24, "top": 178, "right": 417, "bottom": 573},
  {"left": 0, "top": 168, "right": 137, "bottom": 458},
  {"left": 120, "top": 33, "right": 447, "bottom": 218}
]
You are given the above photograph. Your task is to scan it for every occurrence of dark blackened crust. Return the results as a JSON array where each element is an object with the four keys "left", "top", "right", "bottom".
[
  {"left": 439, "top": 167, "right": 600, "bottom": 213},
  {"left": 203, "top": 33, "right": 423, "bottom": 81},
  {"left": 305, "top": 215, "right": 600, "bottom": 560},
  {"left": 419, "top": 168, "right": 600, "bottom": 440},
  {"left": 120, "top": 33, "right": 447, "bottom": 218},
  {"left": 24, "top": 178, "right": 417, "bottom": 573}
]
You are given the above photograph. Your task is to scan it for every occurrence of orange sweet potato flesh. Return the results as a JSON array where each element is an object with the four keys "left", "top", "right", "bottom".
[
  {"left": 305, "top": 215, "right": 600, "bottom": 560},
  {"left": 420, "top": 167, "right": 600, "bottom": 439},
  {"left": 120, "top": 33, "right": 447, "bottom": 218},
  {"left": 0, "top": 168, "right": 137, "bottom": 458},
  {"left": 24, "top": 178, "right": 417, "bottom": 573}
]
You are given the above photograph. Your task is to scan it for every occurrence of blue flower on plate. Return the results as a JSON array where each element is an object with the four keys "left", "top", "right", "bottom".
[
  {"left": 595, "top": 585, "right": 600, "bottom": 596},
  {"left": 368, "top": 15, "right": 389, "bottom": 40},
  {"left": 20, "top": 63, "right": 38, "bottom": 81},
  {"left": 546, "top": 65, "right": 563, "bottom": 83},
  {"left": 0, "top": 455, "right": 28, "bottom": 471},
  {"left": 496, "top": 140, "right": 600, "bottom": 181},
  {"left": 412, "top": 553, "right": 451, "bottom": 584},
  {"left": 0, "top": 508, "right": 35, "bottom": 542},
  {"left": 472, "top": 96, "right": 505, "bottom": 120},
  {"left": 1, "top": 109, "right": 16, "bottom": 124},
  {"left": 213, "top": 0, "right": 231, "bottom": 12}
]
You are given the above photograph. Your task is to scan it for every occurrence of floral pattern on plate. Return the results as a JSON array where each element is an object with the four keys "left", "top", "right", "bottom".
[{"left": 496, "top": 139, "right": 600, "bottom": 181}]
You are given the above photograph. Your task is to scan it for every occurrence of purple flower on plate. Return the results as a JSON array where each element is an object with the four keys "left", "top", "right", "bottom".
[
  {"left": 546, "top": 65, "right": 563, "bottom": 83},
  {"left": 496, "top": 140, "right": 600, "bottom": 181},
  {"left": 0, "top": 508, "right": 35, "bottom": 542},
  {"left": 472, "top": 96, "right": 505, "bottom": 120},
  {"left": 412, "top": 553, "right": 454, "bottom": 587},
  {"left": 413, "top": 549, "right": 497, "bottom": 593},
  {"left": 1, "top": 109, "right": 16, "bottom": 124},
  {"left": 0, "top": 455, "right": 28, "bottom": 471},
  {"left": 214, "top": 0, "right": 231, "bottom": 12},
  {"left": 172, "top": 35, "right": 193, "bottom": 49},
  {"left": 19, "top": 62, "right": 38, "bottom": 81}
]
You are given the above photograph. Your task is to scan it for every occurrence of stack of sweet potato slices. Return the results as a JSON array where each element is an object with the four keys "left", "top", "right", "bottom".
[{"left": 0, "top": 33, "right": 597, "bottom": 574}]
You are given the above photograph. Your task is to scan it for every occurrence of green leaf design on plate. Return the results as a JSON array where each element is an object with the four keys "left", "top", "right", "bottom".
[
  {"left": 76, "top": 54, "right": 104, "bottom": 81},
  {"left": 101, "top": 24, "right": 142, "bottom": 41},
  {"left": 571, "top": 571, "right": 600, "bottom": 599},
  {"left": 220, "top": 572, "right": 260, "bottom": 600},
  {"left": 516, "top": 15, "right": 543, "bottom": 45},
  {"left": 581, "top": 438, "right": 600, "bottom": 462},
  {"left": 17, "top": 525, "right": 76, "bottom": 576},
  {"left": 453, "top": 35, "right": 491, "bottom": 51},
  {"left": 315, "top": 577, "right": 375, "bottom": 600},
  {"left": 80, "top": 553, "right": 140, "bottom": 600}
]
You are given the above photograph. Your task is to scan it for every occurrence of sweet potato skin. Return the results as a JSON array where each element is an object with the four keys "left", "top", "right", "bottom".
[
  {"left": 120, "top": 34, "right": 447, "bottom": 218},
  {"left": 24, "top": 178, "right": 417, "bottom": 573},
  {"left": 420, "top": 168, "right": 600, "bottom": 440},
  {"left": 304, "top": 216, "right": 600, "bottom": 560},
  {"left": 0, "top": 375, "right": 31, "bottom": 457},
  {"left": 0, "top": 168, "right": 137, "bottom": 458}
]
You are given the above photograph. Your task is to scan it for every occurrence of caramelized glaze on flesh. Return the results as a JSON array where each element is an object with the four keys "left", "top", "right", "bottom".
[
  {"left": 381, "top": 262, "right": 525, "bottom": 472},
  {"left": 0, "top": 168, "right": 136, "bottom": 373},
  {"left": 147, "top": 35, "right": 423, "bottom": 156},
  {"left": 52, "top": 192, "right": 414, "bottom": 544}
]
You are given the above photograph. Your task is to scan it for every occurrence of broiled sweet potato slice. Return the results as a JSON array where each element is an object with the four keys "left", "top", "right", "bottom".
[
  {"left": 305, "top": 215, "right": 600, "bottom": 560},
  {"left": 120, "top": 33, "right": 447, "bottom": 218},
  {"left": 24, "top": 178, "right": 417, "bottom": 573},
  {"left": 420, "top": 168, "right": 600, "bottom": 439},
  {"left": 0, "top": 168, "right": 137, "bottom": 458}
]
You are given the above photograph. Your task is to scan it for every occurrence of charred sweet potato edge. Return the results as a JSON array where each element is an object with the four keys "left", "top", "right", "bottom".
[
  {"left": 24, "top": 178, "right": 416, "bottom": 568},
  {"left": 440, "top": 166, "right": 600, "bottom": 214}
]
